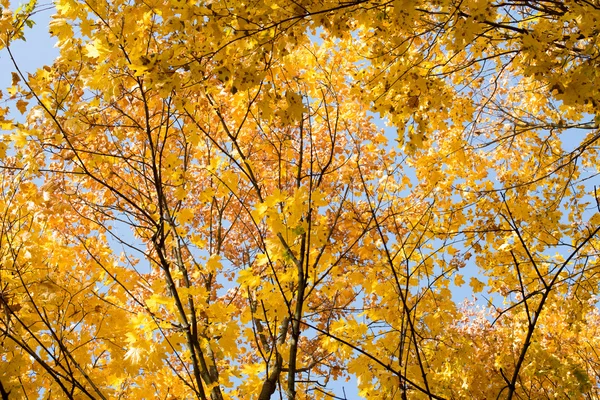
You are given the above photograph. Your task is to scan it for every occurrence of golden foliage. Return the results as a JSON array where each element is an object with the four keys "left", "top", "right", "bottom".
[{"left": 1, "top": 0, "right": 600, "bottom": 398}]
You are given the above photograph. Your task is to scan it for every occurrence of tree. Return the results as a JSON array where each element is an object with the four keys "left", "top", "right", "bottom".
[{"left": 0, "top": 0, "right": 599, "bottom": 398}]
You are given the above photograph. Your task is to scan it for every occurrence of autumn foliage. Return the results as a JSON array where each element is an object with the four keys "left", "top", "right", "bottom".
[{"left": 1, "top": 0, "right": 600, "bottom": 398}]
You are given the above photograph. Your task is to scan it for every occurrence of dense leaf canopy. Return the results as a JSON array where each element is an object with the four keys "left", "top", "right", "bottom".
[{"left": 1, "top": 0, "right": 600, "bottom": 398}]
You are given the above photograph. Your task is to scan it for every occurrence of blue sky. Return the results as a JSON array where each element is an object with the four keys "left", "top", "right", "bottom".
[{"left": 0, "top": 4, "right": 57, "bottom": 89}]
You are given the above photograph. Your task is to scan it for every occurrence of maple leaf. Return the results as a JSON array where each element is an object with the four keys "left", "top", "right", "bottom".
[{"left": 15, "top": 99, "right": 27, "bottom": 114}]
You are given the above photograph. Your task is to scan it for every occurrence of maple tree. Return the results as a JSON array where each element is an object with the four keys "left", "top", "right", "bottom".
[{"left": 1, "top": 0, "right": 600, "bottom": 398}]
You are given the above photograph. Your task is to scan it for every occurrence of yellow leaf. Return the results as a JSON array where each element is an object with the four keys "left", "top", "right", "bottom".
[
  {"left": 237, "top": 269, "right": 260, "bottom": 288},
  {"left": 221, "top": 170, "right": 238, "bottom": 193},
  {"left": 251, "top": 202, "right": 268, "bottom": 220},
  {"left": 206, "top": 254, "right": 221, "bottom": 273},
  {"left": 6, "top": 85, "right": 18, "bottom": 98},
  {"left": 11, "top": 130, "right": 27, "bottom": 147},
  {"left": 84, "top": 41, "right": 100, "bottom": 58},
  {"left": 285, "top": 91, "right": 305, "bottom": 121},
  {"left": 11, "top": 72, "right": 20, "bottom": 86},
  {"left": 16, "top": 99, "right": 28, "bottom": 114},
  {"left": 311, "top": 190, "right": 328, "bottom": 207},
  {"left": 178, "top": 208, "right": 194, "bottom": 224},
  {"left": 174, "top": 186, "right": 187, "bottom": 200},
  {"left": 454, "top": 274, "right": 465, "bottom": 287},
  {"left": 470, "top": 277, "right": 485, "bottom": 293}
]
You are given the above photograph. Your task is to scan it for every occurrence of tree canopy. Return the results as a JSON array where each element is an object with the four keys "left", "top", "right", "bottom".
[{"left": 1, "top": 0, "right": 600, "bottom": 398}]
